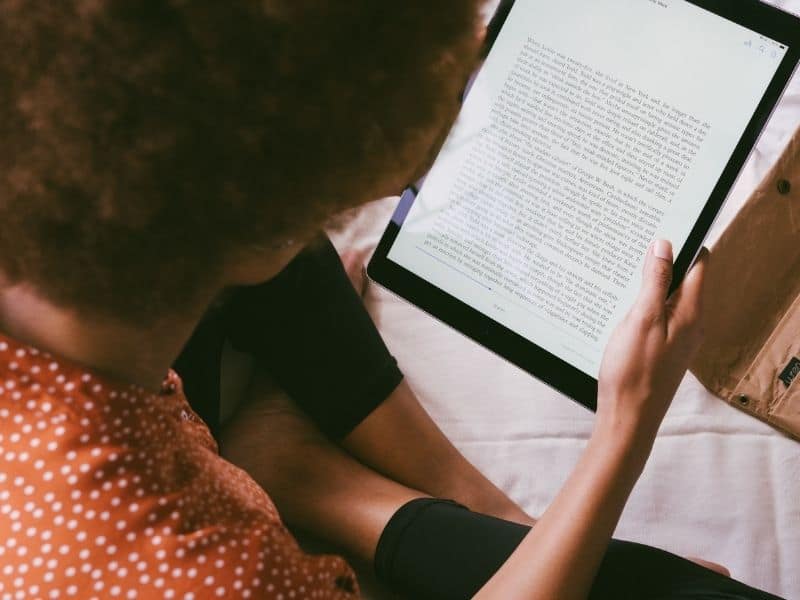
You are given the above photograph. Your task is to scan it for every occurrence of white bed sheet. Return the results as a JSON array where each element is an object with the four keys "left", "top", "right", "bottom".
[{"left": 330, "top": 2, "right": 800, "bottom": 596}]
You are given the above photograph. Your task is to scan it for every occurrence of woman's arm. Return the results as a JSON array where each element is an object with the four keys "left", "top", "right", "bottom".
[{"left": 476, "top": 240, "right": 708, "bottom": 599}]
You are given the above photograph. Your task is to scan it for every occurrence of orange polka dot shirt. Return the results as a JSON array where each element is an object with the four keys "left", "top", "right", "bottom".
[{"left": 0, "top": 334, "right": 360, "bottom": 599}]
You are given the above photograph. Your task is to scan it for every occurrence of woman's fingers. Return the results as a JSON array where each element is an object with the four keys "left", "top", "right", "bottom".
[{"left": 666, "top": 246, "right": 709, "bottom": 335}]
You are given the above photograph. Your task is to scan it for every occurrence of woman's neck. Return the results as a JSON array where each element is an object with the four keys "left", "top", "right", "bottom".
[{"left": 0, "top": 283, "right": 212, "bottom": 392}]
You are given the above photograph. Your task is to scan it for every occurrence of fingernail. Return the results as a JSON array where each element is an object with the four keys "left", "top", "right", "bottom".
[{"left": 653, "top": 239, "right": 672, "bottom": 261}]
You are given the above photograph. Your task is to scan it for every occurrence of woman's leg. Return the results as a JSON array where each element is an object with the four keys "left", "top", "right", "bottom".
[
  {"left": 176, "top": 234, "right": 531, "bottom": 523},
  {"left": 375, "top": 498, "right": 785, "bottom": 600},
  {"left": 217, "top": 368, "right": 780, "bottom": 599},
  {"left": 590, "top": 540, "right": 783, "bottom": 600},
  {"left": 218, "top": 372, "right": 424, "bottom": 563}
]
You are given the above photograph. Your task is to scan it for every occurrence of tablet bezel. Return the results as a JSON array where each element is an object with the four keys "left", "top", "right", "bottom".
[{"left": 368, "top": 0, "right": 800, "bottom": 412}]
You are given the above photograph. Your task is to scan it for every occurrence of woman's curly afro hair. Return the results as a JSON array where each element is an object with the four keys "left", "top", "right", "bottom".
[{"left": 0, "top": 0, "right": 483, "bottom": 323}]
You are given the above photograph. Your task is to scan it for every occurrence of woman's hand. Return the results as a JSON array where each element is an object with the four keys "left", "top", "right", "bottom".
[
  {"left": 476, "top": 240, "right": 710, "bottom": 600},
  {"left": 596, "top": 240, "right": 708, "bottom": 451}
]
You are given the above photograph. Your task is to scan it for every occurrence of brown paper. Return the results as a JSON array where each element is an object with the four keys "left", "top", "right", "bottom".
[{"left": 690, "top": 127, "right": 800, "bottom": 441}]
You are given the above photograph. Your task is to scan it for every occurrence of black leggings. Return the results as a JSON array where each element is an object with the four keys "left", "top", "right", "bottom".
[{"left": 377, "top": 499, "right": 785, "bottom": 600}]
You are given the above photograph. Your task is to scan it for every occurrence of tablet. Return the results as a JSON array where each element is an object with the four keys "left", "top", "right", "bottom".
[{"left": 368, "top": 0, "right": 800, "bottom": 411}]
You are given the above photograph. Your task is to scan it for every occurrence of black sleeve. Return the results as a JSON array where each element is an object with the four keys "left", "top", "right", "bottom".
[
  {"left": 220, "top": 235, "right": 404, "bottom": 440},
  {"left": 375, "top": 498, "right": 785, "bottom": 600}
]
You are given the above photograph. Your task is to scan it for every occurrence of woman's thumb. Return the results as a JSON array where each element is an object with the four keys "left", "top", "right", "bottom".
[{"left": 635, "top": 239, "right": 674, "bottom": 315}]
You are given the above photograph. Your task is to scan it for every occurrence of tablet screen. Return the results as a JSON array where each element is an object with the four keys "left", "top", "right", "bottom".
[{"left": 387, "top": 0, "right": 788, "bottom": 378}]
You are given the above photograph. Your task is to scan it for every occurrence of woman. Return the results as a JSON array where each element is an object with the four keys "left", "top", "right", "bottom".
[{"left": 0, "top": 1, "right": 782, "bottom": 598}]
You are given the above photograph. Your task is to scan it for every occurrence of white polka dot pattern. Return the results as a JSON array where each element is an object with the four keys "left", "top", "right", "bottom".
[{"left": 0, "top": 335, "right": 359, "bottom": 599}]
